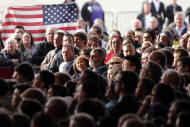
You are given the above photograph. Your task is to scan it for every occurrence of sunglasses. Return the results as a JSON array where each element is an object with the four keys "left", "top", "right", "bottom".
[
  {"left": 15, "top": 38, "right": 22, "bottom": 41},
  {"left": 110, "top": 62, "right": 121, "bottom": 65}
]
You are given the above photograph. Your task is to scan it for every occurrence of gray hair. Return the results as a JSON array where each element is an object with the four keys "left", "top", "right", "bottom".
[
  {"left": 162, "top": 69, "right": 181, "bottom": 90},
  {"left": 175, "top": 11, "right": 185, "bottom": 19},
  {"left": 62, "top": 44, "right": 74, "bottom": 52},
  {"left": 70, "top": 113, "right": 96, "bottom": 127},
  {"left": 91, "top": 47, "right": 106, "bottom": 57}
]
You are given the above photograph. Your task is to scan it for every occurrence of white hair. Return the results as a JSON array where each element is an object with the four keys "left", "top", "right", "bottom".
[
  {"left": 4, "top": 38, "right": 18, "bottom": 50},
  {"left": 46, "top": 27, "right": 57, "bottom": 34}
]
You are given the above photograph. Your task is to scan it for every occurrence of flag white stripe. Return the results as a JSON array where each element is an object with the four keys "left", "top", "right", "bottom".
[
  {"left": 2, "top": 22, "right": 77, "bottom": 30},
  {"left": 5, "top": 10, "right": 43, "bottom": 15},
  {"left": 3, "top": 18, "right": 43, "bottom": 23}
]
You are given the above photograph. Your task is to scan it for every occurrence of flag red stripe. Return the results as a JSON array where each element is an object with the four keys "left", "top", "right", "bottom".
[
  {"left": 2, "top": 4, "right": 78, "bottom": 45},
  {"left": 5, "top": 14, "right": 43, "bottom": 18},
  {"left": 26, "top": 29, "right": 46, "bottom": 34},
  {"left": 2, "top": 22, "right": 43, "bottom": 26},
  {"left": 59, "top": 26, "right": 77, "bottom": 31},
  {"left": 33, "top": 37, "right": 45, "bottom": 41},
  {"left": 7, "top": 6, "right": 42, "bottom": 11},
  {"left": 1, "top": 29, "right": 46, "bottom": 34},
  {"left": 1, "top": 30, "right": 14, "bottom": 33},
  {"left": 2, "top": 37, "right": 45, "bottom": 42}
]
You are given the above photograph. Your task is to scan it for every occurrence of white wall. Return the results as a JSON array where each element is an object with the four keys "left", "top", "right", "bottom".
[{"left": 0, "top": 0, "right": 189, "bottom": 33}]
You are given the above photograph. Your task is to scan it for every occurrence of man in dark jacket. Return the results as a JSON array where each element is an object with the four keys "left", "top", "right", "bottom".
[
  {"left": 165, "top": 0, "right": 182, "bottom": 26},
  {"left": 49, "top": 44, "right": 77, "bottom": 75},
  {"left": 150, "top": 0, "right": 165, "bottom": 29},
  {"left": 110, "top": 71, "right": 139, "bottom": 120},
  {"left": 137, "top": 1, "right": 156, "bottom": 30},
  {"left": 89, "top": 47, "right": 107, "bottom": 77},
  {"left": 31, "top": 27, "right": 56, "bottom": 66}
]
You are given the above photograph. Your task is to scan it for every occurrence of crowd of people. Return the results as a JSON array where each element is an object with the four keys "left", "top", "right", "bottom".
[{"left": 0, "top": 0, "right": 190, "bottom": 127}]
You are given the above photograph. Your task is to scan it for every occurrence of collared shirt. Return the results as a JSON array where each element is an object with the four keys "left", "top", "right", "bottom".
[
  {"left": 145, "top": 13, "right": 152, "bottom": 30},
  {"left": 175, "top": 24, "right": 186, "bottom": 35},
  {"left": 153, "top": 0, "right": 160, "bottom": 12}
]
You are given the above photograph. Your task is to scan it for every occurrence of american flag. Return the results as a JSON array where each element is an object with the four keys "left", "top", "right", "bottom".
[{"left": 1, "top": 2, "right": 78, "bottom": 45}]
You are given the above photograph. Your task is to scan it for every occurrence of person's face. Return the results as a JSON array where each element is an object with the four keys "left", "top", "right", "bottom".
[
  {"left": 135, "top": 35, "right": 143, "bottom": 44},
  {"left": 12, "top": 71, "right": 25, "bottom": 83},
  {"left": 175, "top": 15, "right": 184, "bottom": 28},
  {"left": 167, "top": 104, "right": 177, "bottom": 124},
  {"left": 148, "top": 52, "right": 159, "bottom": 64},
  {"left": 7, "top": 40, "right": 16, "bottom": 51},
  {"left": 143, "top": 33, "right": 152, "bottom": 42},
  {"left": 114, "top": 73, "right": 125, "bottom": 96},
  {"left": 69, "top": 119, "right": 76, "bottom": 127},
  {"left": 46, "top": 28, "right": 55, "bottom": 43},
  {"left": 149, "top": 19, "right": 157, "bottom": 30},
  {"left": 32, "top": 74, "right": 42, "bottom": 88},
  {"left": 74, "top": 84, "right": 85, "bottom": 102},
  {"left": 111, "top": 38, "right": 122, "bottom": 54},
  {"left": 176, "top": 61, "right": 184, "bottom": 73},
  {"left": 89, "top": 40, "right": 100, "bottom": 49},
  {"left": 143, "top": 3, "right": 151, "bottom": 14},
  {"left": 139, "top": 65, "right": 150, "bottom": 80},
  {"left": 47, "top": 87, "right": 53, "bottom": 99},
  {"left": 66, "top": 0, "right": 72, "bottom": 3},
  {"left": 122, "top": 59, "right": 134, "bottom": 72},
  {"left": 124, "top": 31, "right": 134, "bottom": 40},
  {"left": 89, "top": 51, "right": 102, "bottom": 68},
  {"left": 44, "top": 100, "right": 52, "bottom": 114},
  {"left": 54, "top": 34, "right": 63, "bottom": 48},
  {"left": 109, "top": 60, "right": 121, "bottom": 68},
  {"left": 62, "top": 46, "right": 74, "bottom": 62},
  {"left": 179, "top": 34, "right": 189, "bottom": 49},
  {"left": 123, "top": 46, "right": 135, "bottom": 57},
  {"left": 74, "top": 36, "right": 85, "bottom": 49},
  {"left": 11, "top": 88, "right": 21, "bottom": 107},
  {"left": 159, "top": 34, "right": 169, "bottom": 46},
  {"left": 105, "top": 85, "right": 112, "bottom": 98},
  {"left": 23, "top": 32, "right": 31, "bottom": 45},
  {"left": 13, "top": 34, "right": 22, "bottom": 46},
  {"left": 114, "top": 73, "right": 123, "bottom": 93},
  {"left": 141, "top": 53, "right": 149, "bottom": 67},
  {"left": 76, "top": 59, "right": 87, "bottom": 72},
  {"left": 172, "top": 0, "right": 177, "bottom": 5},
  {"left": 77, "top": 21, "right": 85, "bottom": 30},
  {"left": 173, "top": 53, "right": 180, "bottom": 68},
  {"left": 133, "top": 20, "right": 141, "bottom": 29},
  {"left": 90, "top": 27, "right": 98, "bottom": 34},
  {"left": 107, "top": 70, "right": 115, "bottom": 83},
  {"left": 63, "top": 36, "right": 74, "bottom": 46},
  {"left": 187, "top": 37, "right": 190, "bottom": 52},
  {"left": 15, "top": 28, "right": 24, "bottom": 34},
  {"left": 134, "top": 80, "right": 143, "bottom": 99}
]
